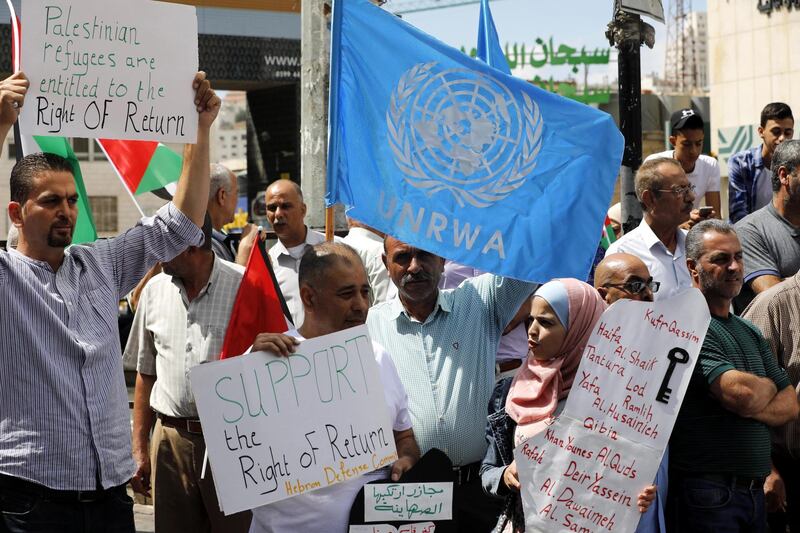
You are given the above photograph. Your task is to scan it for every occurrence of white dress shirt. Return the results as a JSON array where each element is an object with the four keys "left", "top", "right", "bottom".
[
  {"left": 268, "top": 227, "right": 327, "bottom": 328},
  {"left": 606, "top": 219, "right": 692, "bottom": 301}
]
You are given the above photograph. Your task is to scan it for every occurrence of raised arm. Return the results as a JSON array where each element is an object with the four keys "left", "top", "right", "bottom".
[
  {"left": 709, "top": 369, "right": 777, "bottom": 417},
  {"left": 172, "top": 71, "right": 221, "bottom": 227},
  {"left": 0, "top": 72, "right": 28, "bottom": 148}
]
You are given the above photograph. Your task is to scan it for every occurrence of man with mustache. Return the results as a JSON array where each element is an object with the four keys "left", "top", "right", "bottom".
[
  {"left": 0, "top": 71, "right": 220, "bottom": 532},
  {"left": 366, "top": 237, "right": 536, "bottom": 531},
  {"left": 606, "top": 158, "right": 695, "bottom": 301},
  {"left": 734, "top": 140, "right": 800, "bottom": 311},
  {"left": 265, "top": 179, "right": 326, "bottom": 328},
  {"left": 668, "top": 220, "right": 798, "bottom": 532}
]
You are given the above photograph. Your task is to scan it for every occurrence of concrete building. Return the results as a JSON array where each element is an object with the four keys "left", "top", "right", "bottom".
[
  {"left": 686, "top": 11, "right": 709, "bottom": 92},
  {"left": 709, "top": 1, "right": 800, "bottom": 180}
]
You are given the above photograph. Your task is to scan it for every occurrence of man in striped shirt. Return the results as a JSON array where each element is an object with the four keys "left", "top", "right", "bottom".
[
  {"left": 668, "top": 220, "right": 798, "bottom": 532},
  {"left": 0, "top": 71, "right": 220, "bottom": 532}
]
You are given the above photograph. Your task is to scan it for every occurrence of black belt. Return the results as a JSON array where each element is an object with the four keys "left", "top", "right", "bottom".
[
  {"left": 0, "top": 474, "right": 121, "bottom": 503},
  {"left": 453, "top": 462, "right": 480, "bottom": 486},
  {"left": 158, "top": 413, "right": 203, "bottom": 435},
  {"left": 678, "top": 472, "right": 765, "bottom": 490}
]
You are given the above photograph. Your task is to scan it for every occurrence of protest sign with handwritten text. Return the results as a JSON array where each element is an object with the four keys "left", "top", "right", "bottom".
[
  {"left": 364, "top": 483, "right": 452, "bottom": 522},
  {"left": 190, "top": 326, "right": 398, "bottom": 515},
  {"left": 515, "top": 290, "right": 711, "bottom": 532},
  {"left": 349, "top": 523, "right": 435, "bottom": 533},
  {"left": 20, "top": 0, "right": 198, "bottom": 142}
]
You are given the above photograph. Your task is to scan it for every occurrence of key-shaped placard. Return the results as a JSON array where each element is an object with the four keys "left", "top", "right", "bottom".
[{"left": 656, "top": 347, "right": 690, "bottom": 404}]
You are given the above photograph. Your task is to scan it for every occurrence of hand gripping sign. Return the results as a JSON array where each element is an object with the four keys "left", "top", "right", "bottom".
[
  {"left": 514, "top": 289, "right": 711, "bottom": 533},
  {"left": 190, "top": 326, "right": 397, "bottom": 515}
]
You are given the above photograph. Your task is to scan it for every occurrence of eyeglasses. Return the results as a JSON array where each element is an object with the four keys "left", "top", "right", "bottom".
[
  {"left": 655, "top": 184, "right": 696, "bottom": 196},
  {"left": 603, "top": 278, "right": 660, "bottom": 295}
]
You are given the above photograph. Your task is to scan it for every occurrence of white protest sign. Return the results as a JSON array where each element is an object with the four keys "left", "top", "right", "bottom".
[
  {"left": 515, "top": 289, "right": 711, "bottom": 533},
  {"left": 20, "top": 0, "right": 198, "bottom": 142},
  {"left": 190, "top": 325, "right": 398, "bottom": 515},
  {"left": 364, "top": 483, "right": 453, "bottom": 522},
  {"left": 349, "top": 523, "right": 435, "bottom": 533}
]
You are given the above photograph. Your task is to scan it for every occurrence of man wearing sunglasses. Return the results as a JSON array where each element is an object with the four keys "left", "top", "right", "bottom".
[
  {"left": 594, "top": 252, "right": 667, "bottom": 533},
  {"left": 605, "top": 158, "right": 695, "bottom": 301},
  {"left": 594, "top": 253, "right": 659, "bottom": 303}
]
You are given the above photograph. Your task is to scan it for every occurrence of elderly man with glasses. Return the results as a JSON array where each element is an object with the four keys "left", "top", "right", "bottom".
[
  {"left": 605, "top": 157, "right": 695, "bottom": 301},
  {"left": 594, "top": 252, "right": 660, "bottom": 303}
]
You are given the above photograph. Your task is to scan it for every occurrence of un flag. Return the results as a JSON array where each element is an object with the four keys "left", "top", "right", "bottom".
[{"left": 326, "top": 0, "right": 623, "bottom": 282}]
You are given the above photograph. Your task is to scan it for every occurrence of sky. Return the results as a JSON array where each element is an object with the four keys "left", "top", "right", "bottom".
[{"left": 398, "top": 0, "right": 707, "bottom": 86}]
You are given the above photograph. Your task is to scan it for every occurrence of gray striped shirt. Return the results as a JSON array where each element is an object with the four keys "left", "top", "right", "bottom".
[
  {"left": 125, "top": 257, "right": 244, "bottom": 418},
  {"left": 0, "top": 203, "right": 202, "bottom": 490}
]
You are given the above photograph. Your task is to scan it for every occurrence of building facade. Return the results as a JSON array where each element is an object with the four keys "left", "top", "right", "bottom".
[{"left": 709, "top": 1, "right": 800, "bottom": 177}]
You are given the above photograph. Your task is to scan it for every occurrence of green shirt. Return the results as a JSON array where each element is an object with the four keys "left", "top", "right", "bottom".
[{"left": 670, "top": 313, "right": 792, "bottom": 477}]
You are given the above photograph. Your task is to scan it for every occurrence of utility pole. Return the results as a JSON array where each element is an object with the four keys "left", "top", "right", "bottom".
[
  {"left": 606, "top": 9, "right": 655, "bottom": 233},
  {"left": 300, "top": 0, "right": 330, "bottom": 230}
]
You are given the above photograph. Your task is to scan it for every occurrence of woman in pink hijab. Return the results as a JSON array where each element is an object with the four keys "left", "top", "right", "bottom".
[{"left": 479, "top": 278, "right": 655, "bottom": 532}]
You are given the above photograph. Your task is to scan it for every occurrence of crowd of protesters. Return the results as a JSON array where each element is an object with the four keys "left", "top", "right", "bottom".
[{"left": 0, "top": 64, "right": 799, "bottom": 533}]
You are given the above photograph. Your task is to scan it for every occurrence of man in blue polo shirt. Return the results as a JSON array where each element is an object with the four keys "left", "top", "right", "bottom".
[
  {"left": 728, "top": 103, "right": 794, "bottom": 223},
  {"left": 366, "top": 236, "right": 536, "bottom": 532}
]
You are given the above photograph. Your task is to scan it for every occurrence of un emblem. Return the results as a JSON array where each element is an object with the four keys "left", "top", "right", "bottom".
[{"left": 387, "top": 62, "right": 543, "bottom": 208}]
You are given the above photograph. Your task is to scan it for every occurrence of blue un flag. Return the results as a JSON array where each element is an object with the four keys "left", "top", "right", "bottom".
[{"left": 326, "top": 0, "right": 623, "bottom": 282}]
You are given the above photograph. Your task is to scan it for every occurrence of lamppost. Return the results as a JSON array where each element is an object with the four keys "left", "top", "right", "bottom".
[{"left": 606, "top": 1, "right": 658, "bottom": 233}]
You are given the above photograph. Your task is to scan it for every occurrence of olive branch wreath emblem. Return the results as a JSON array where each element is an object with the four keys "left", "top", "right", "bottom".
[{"left": 386, "top": 62, "right": 543, "bottom": 208}]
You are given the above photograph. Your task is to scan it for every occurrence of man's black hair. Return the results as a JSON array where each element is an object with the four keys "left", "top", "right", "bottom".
[
  {"left": 10, "top": 152, "right": 74, "bottom": 204},
  {"left": 761, "top": 102, "right": 793, "bottom": 128}
]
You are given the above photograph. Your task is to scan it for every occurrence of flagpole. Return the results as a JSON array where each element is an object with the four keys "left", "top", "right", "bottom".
[
  {"left": 325, "top": 206, "right": 334, "bottom": 242},
  {"left": 96, "top": 141, "right": 146, "bottom": 217}
]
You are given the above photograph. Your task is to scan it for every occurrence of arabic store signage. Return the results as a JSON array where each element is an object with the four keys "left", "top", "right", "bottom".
[
  {"left": 460, "top": 37, "right": 612, "bottom": 105},
  {"left": 758, "top": 0, "right": 800, "bottom": 14}
]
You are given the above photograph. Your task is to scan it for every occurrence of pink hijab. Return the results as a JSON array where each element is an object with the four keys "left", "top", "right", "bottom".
[{"left": 505, "top": 278, "right": 606, "bottom": 443}]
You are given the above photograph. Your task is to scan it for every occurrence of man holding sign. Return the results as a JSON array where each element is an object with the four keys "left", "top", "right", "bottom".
[
  {"left": 0, "top": 70, "right": 220, "bottom": 532},
  {"left": 249, "top": 242, "right": 420, "bottom": 533},
  {"left": 668, "top": 220, "right": 799, "bottom": 532}
]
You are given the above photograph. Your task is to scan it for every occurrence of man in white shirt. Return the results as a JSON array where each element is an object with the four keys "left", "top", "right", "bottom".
[
  {"left": 127, "top": 217, "right": 251, "bottom": 533},
  {"left": 249, "top": 242, "right": 420, "bottom": 533},
  {"left": 342, "top": 217, "right": 396, "bottom": 305},
  {"left": 645, "top": 108, "right": 720, "bottom": 224},
  {"left": 265, "top": 179, "right": 326, "bottom": 328},
  {"left": 606, "top": 157, "right": 694, "bottom": 301}
]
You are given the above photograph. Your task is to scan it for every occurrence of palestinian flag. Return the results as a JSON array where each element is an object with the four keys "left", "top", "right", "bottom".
[
  {"left": 97, "top": 139, "right": 182, "bottom": 199},
  {"left": 219, "top": 234, "right": 293, "bottom": 359},
  {"left": 19, "top": 136, "right": 97, "bottom": 244},
  {"left": 599, "top": 215, "right": 617, "bottom": 250}
]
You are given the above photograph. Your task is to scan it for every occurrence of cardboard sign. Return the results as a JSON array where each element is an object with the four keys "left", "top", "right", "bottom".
[
  {"left": 364, "top": 483, "right": 453, "bottom": 522},
  {"left": 190, "top": 326, "right": 398, "bottom": 515},
  {"left": 515, "top": 290, "right": 711, "bottom": 533},
  {"left": 20, "top": 0, "right": 198, "bottom": 142}
]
